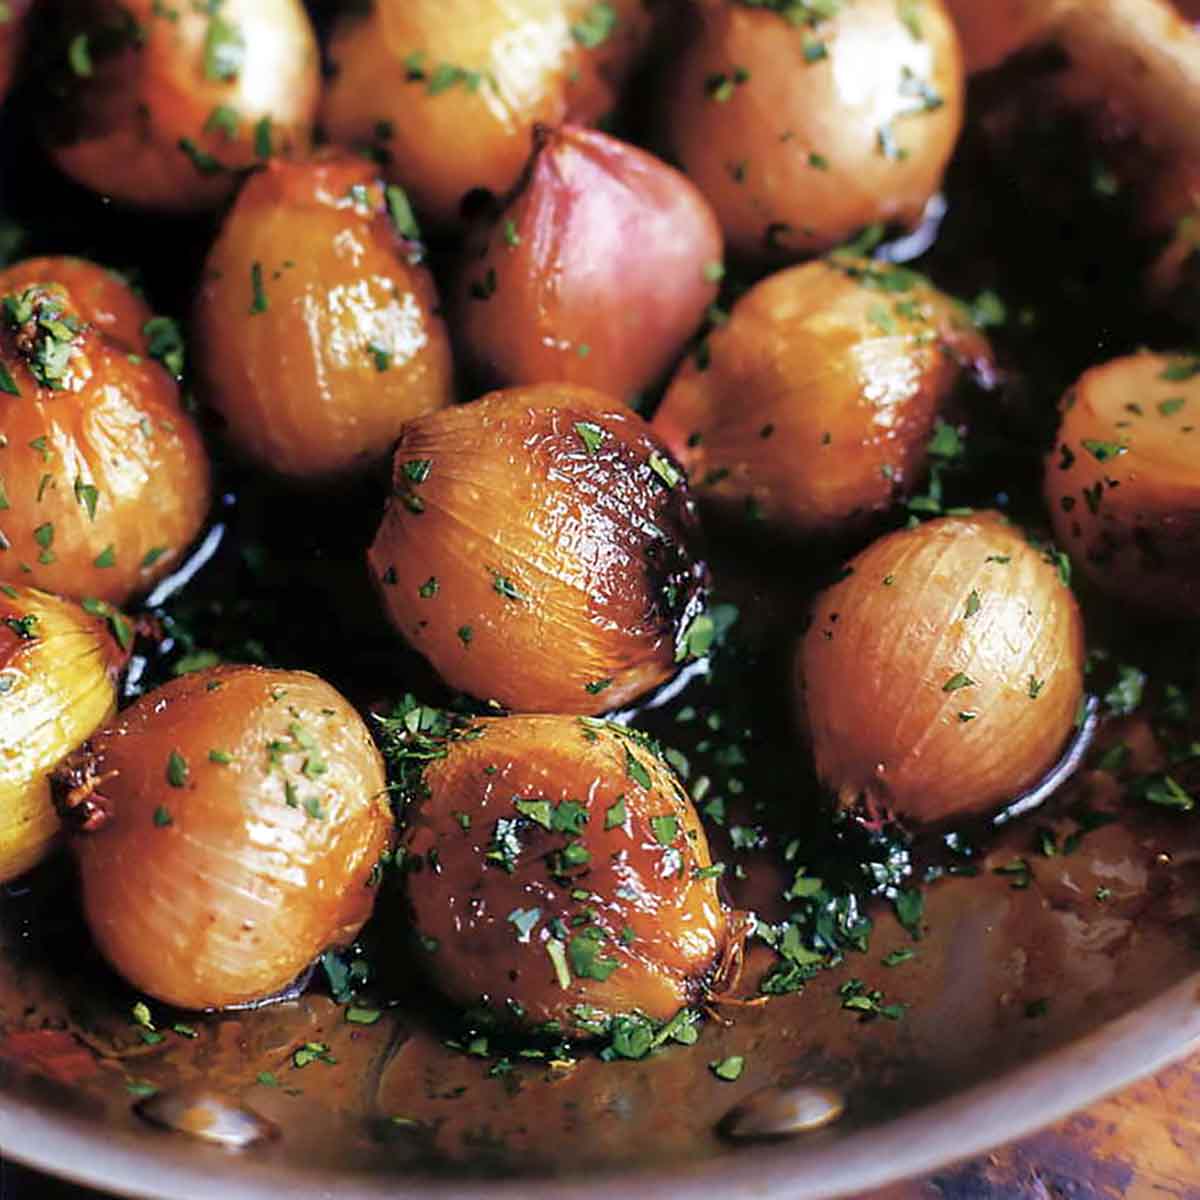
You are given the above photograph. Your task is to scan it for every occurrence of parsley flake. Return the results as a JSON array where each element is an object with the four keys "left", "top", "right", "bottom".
[
  {"left": 651, "top": 814, "right": 679, "bottom": 845},
  {"left": 942, "top": 672, "right": 976, "bottom": 693},
  {"left": 709, "top": 1055, "right": 745, "bottom": 1081},
  {"left": 166, "top": 751, "right": 189, "bottom": 788},
  {"left": 249, "top": 262, "right": 268, "bottom": 314},
  {"left": 571, "top": 2, "right": 618, "bottom": 47}
]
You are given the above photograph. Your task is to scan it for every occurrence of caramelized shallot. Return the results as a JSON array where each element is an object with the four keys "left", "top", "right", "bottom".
[
  {"left": 322, "top": 0, "right": 652, "bottom": 228},
  {"left": 194, "top": 153, "right": 455, "bottom": 481},
  {"left": 653, "top": 257, "right": 992, "bottom": 541},
  {"left": 368, "top": 385, "right": 708, "bottom": 715},
  {"left": 798, "top": 512, "right": 1085, "bottom": 825},
  {"left": 0, "top": 586, "right": 127, "bottom": 883},
  {"left": 1045, "top": 351, "right": 1200, "bottom": 619},
  {"left": 656, "top": 0, "right": 966, "bottom": 260},
  {"left": 51, "top": 666, "right": 392, "bottom": 1011},
  {"left": 41, "top": 0, "right": 320, "bottom": 213},
  {"left": 0, "top": 259, "right": 211, "bottom": 604},
  {"left": 397, "top": 713, "right": 740, "bottom": 1037}
]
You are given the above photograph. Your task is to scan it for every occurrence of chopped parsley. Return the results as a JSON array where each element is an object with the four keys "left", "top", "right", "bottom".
[
  {"left": 492, "top": 573, "right": 527, "bottom": 602},
  {"left": 651, "top": 814, "right": 679, "bottom": 845},
  {"left": 249, "top": 262, "right": 268, "bottom": 314},
  {"left": 568, "top": 927, "right": 620, "bottom": 981},
  {"left": 624, "top": 748, "right": 652, "bottom": 789},
  {"left": 709, "top": 1055, "right": 745, "bottom": 1081},
  {"left": 386, "top": 185, "right": 421, "bottom": 243},
  {"left": 570, "top": 2, "right": 618, "bottom": 47},
  {"left": 574, "top": 421, "right": 605, "bottom": 454},
  {"left": 178, "top": 138, "right": 223, "bottom": 175},
  {"left": 604, "top": 796, "right": 627, "bottom": 829},
  {"left": 204, "top": 12, "right": 245, "bottom": 81},
  {"left": 292, "top": 1042, "right": 336, "bottom": 1069},
  {"left": 942, "top": 672, "right": 976, "bottom": 693},
  {"left": 166, "top": 750, "right": 189, "bottom": 788},
  {"left": 839, "top": 979, "right": 905, "bottom": 1021},
  {"left": 1081, "top": 438, "right": 1126, "bottom": 463},
  {"left": 2, "top": 287, "right": 83, "bottom": 389}
]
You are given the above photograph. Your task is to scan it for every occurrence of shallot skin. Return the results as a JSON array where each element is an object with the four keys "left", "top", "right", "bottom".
[
  {"left": 799, "top": 512, "right": 1085, "bottom": 826},
  {"left": 656, "top": 0, "right": 966, "bottom": 261},
  {"left": 0, "top": 260, "right": 211, "bottom": 604},
  {"left": 41, "top": 0, "right": 320, "bottom": 213},
  {"left": 455, "top": 125, "right": 724, "bottom": 404},
  {"left": 52, "top": 666, "right": 392, "bottom": 1012},
  {"left": 1045, "top": 351, "right": 1200, "bottom": 619},
  {"left": 400, "top": 715, "right": 737, "bottom": 1037},
  {"left": 653, "top": 258, "right": 991, "bottom": 541},
  {"left": 368, "top": 385, "right": 708, "bottom": 715},
  {"left": 321, "top": 0, "right": 652, "bottom": 229},
  {"left": 194, "top": 153, "right": 455, "bottom": 482}
]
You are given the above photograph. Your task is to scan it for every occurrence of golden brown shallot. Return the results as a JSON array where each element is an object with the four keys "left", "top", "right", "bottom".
[
  {"left": 798, "top": 512, "right": 1086, "bottom": 825},
  {"left": 51, "top": 666, "right": 393, "bottom": 1011},
  {"left": 322, "top": 0, "right": 652, "bottom": 228},
  {"left": 368, "top": 385, "right": 709, "bottom": 715},
  {"left": 42, "top": 0, "right": 320, "bottom": 212},
  {"left": 194, "top": 153, "right": 455, "bottom": 481},
  {"left": 1045, "top": 351, "right": 1200, "bottom": 619},
  {"left": 399, "top": 713, "right": 740, "bottom": 1037},
  {"left": 0, "top": 259, "right": 211, "bottom": 604},
  {"left": 0, "top": 585, "right": 127, "bottom": 883},
  {"left": 656, "top": 0, "right": 965, "bottom": 260},
  {"left": 653, "top": 257, "right": 991, "bottom": 541}
]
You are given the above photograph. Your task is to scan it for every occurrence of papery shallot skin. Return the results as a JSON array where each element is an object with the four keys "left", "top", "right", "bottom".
[
  {"left": 322, "top": 0, "right": 653, "bottom": 229},
  {"left": 41, "top": 0, "right": 320, "bottom": 212},
  {"left": 51, "top": 666, "right": 393, "bottom": 1012},
  {"left": 656, "top": 0, "right": 966, "bottom": 261},
  {"left": 0, "top": 259, "right": 211, "bottom": 604},
  {"left": 400, "top": 714, "right": 739, "bottom": 1037},
  {"left": 1045, "top": 351, "right": 1200, "bottom": 619},
  {"left": 798, "top": 512, "right": 1085, "bottom": 826},
  {"left": 653, "top": 257, "right": 992, "bottom": 541},
  {"left": 194, "top": 153, "right": 455, "bottom": 482},
  {"left": 455, "top": 124, "right": 724, "bottom": 404},
  {"left": 367, "top": 384, "right": 708, "bottom": 715}
]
